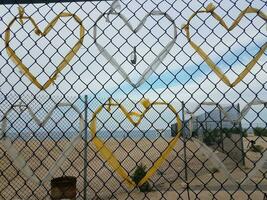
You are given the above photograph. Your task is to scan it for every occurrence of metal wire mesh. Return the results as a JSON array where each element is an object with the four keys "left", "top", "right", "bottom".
[{"left": 0, "top": 0, "right": 266, "bottom": 199}]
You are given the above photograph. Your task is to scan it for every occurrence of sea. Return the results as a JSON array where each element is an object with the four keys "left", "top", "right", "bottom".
[{"left": 1, "top": 129, "right": 173, "bottom": 142}]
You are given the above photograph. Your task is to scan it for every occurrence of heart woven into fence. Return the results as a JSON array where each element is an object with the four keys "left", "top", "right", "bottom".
[
  {"left": 89, "top": 98, "right": 182, "bottom": 187},
  {"left": 183, "top": 3, "right": 267, "bottom": 87},
  {"left": 5, "top": 7, "right": 85, "bottom": 90},
  {"left": 0, "top": 102, "right": 84, "bottom": 185},
  {"left": 93, "top": 10, "right": 177, "bottom": 88},
  {"left": 185, "top": 99, "right": 267, "bottom": 185}
]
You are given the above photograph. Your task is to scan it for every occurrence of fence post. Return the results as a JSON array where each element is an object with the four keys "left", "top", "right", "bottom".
[
  {"left": 205, "top": 112, "right": 208, "bottom": 131},
  {"left": 181, "top": 102, "right": 188, "bottom": 181},
  {"left": 237, "top": 103, "right": 245, "bottom": 166},
  {"left": 219, "top": 104, "right": 224, "bottom": 151},
  {"left": 181, "top": 101, "right": 191, "bottom": 200},
  {"left": 196, "top": 116, "right": 199, "bottom": 137},
  {"left": 83, "top": 95, "right": 89, "bottom": 200}
]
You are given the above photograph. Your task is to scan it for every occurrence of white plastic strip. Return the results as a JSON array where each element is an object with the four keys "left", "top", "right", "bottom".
[
  {"left": 234, "top": 99, "right": 267, "bottom": 124},
  {"left": 242, "top": 150, "right": 267, "bottom": 185},
  {"left": 0, "top": 102, "right": 84, "bottom": 185},
  {"left": 106, "top": 0, "right": 121, "bottom": 22},
  {"left": 186, "top": 100, "right": 267, "bottom": 186},
  {"left": 192, "top": 138, "right": 236, "bottom": 184},
  {"left": 93, "top": 10, "right": 177, "bottom": 87}
]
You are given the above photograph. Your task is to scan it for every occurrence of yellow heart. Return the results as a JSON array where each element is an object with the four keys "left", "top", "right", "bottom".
[
  {"left": 89, "top": 98, "right": 182, "bottom": 187},
  {"left": 4, "top": 7, "right": 85, "bottom": 90},
  {"left": 184, "top": 4, "right": 267, "bottom": 87}
]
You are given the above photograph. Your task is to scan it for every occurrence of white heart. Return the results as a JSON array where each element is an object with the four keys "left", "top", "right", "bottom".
[
  {"left": 193, "top": 136, "right": 267, "bottom": 186},
  {"left": 1, "top": 102, "right": 84, "bottom": 185},
  {"left": 185, "top": 99, "right": 267, "bottom": 185},
  {"left": 93, "top": 10, "right": 177, "bottom": 87}
]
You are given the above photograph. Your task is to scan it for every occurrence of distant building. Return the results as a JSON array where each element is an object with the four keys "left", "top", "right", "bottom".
[
  {"left": 189, "top": 104, "right": 241, "bottom": 137},
  {"left": 171, "top": 104, "right": 245, "bottom": 165},
  {"left": 171, "top": 104, "right": 242, "bottom": 138}
]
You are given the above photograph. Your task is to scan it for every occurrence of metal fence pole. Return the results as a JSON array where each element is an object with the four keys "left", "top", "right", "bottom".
[
  {"left": 181, "top": 102, "right": 187, "bottom": 181},
  {"left": 83, "top": 95, "right": 89, "bottom": 200},
  {"left": 219, "top": 104, "right": 224, "bottom": 151},
  {"left": 196, "top": 116, "right": 199, "bottom": 137},
  {"left": 181, "top": 101, "right": 190, "bottom": 200},
  {"left": 237, "top": 103, "right": 246, "bottom": 166},
  {"left": 205, "top": 112, "right": 208, "bottom": 131}
]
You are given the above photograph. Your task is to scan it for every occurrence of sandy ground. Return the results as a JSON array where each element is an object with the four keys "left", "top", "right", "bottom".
[{"left": 0, "top": 135, "right": 266, "bottom": 200}]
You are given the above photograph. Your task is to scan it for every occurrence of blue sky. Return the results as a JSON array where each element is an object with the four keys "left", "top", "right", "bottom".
[{"left": 0, "top": 0, "right": 266, "bottom": 131}]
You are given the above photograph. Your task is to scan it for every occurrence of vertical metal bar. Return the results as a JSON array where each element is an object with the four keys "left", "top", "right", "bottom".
[
  {"left": 219, "top": 104, "right": 224, "bottom": 151},
  {"left": 83, "top": 95, "right": 89, "bottom": 200},
  {"left": 204, "top": 112, "right": 208, "bottom": 144},
  {"left": 181, "top": 102, "right": 188, "bottom": 181},
  {"left": 196, "top": 116, "right": 199, "bottom": 137},
  {"left": 181, "top": 101, "right": 190, "bottom": 200},
  {"left": 205, "top": 112, "right": 208, "bottom": 131},
  {"left": 237, "top": 103, "right": 246, "bottom": 166}
]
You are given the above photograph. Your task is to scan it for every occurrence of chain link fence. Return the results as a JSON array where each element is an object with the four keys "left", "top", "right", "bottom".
[{"left": 0, "top": 0, "right": 266, "bottom": 199}]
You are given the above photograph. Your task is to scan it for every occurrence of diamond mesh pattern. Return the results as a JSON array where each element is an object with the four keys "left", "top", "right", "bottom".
[{"left": 0, "top": 0, "right": 266, "bottom": 199}]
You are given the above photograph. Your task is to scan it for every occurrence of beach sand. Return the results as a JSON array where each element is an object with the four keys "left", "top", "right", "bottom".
[{"left": 0, "top": 135, "right": 266, "bottom": 199}]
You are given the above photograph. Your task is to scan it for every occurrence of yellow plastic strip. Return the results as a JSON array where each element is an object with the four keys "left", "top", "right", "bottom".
[
  {"left": 4, "top": 7, "right": 85, "bottom": 90},
  {"left": 183, "top": 3, "right": 267, "bottom": 87},
  {"left": 90, "top": 105, "right": 135, "bottom": 186},
  {"left": 89, "top": 98, "right": 182, "bottom": 188}
]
